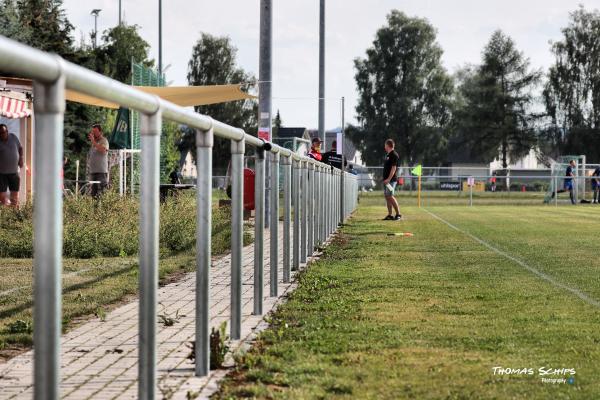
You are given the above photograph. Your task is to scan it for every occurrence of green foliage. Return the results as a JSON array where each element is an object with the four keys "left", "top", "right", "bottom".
[
  {"left": 0, "top": 0, "right": 31, "bottom": 43},
  {"left": 272, "top": 109, "right": 282, "bottom": 138},
  {"left": 0, "top": 191, "right": 234, "bottom": 258},
  {"left": 543, "top": 6, "right": 600, "bottom": 161},
  {"left": 453, "top": 31, "right": 541, "bottom": 168},
  {"left": 352, "top": 10, "right": 453, "bottom": 166},
  {"left": 161, "top": 121, "right": 182, "bottom": 182},
  {"left": 210, "top": 321, "right": 230, "bottom": 369},
  {"left": 14, "top": 0, "right": 75, "bottom": 60},
  {"left": 187, "top": 33, "right": 258, "bottom": 169},
  {"left": 95, "top": 24, "right": 154, "bottom": 84},
  {"left": 7, "top": 319, "right": 31, "bottom": 334}
]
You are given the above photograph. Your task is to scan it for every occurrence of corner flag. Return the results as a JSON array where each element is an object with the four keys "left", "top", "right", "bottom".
[{"left": 411, "top": 165, "right": 422, "bottom": 176}]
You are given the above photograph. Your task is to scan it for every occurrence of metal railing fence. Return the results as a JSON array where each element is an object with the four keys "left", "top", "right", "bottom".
[{"left": 0, "top": 36, "right": 359, "bottom": 400}]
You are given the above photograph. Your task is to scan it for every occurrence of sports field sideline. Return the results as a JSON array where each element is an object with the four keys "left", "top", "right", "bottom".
[{"left": 216, "top": 193, "right": 600, "bottom": 399}]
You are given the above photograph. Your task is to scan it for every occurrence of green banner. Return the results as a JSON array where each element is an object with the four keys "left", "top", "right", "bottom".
[{"left": 109, "top": 107, "right": 131, "bottom": 149}]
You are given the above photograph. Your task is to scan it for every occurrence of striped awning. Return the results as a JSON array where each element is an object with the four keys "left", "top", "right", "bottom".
[{"left": 0, "top": 92, "right": 32, "bottom": 119}]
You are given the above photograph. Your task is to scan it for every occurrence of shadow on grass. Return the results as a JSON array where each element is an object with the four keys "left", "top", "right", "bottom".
[{"left": 0, "top": 264, "right": 137, "bottom": 320}]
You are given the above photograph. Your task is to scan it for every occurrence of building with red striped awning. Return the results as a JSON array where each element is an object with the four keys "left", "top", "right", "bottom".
[{"left": 0, "top": 91, "right": 32, "bottom": 119}]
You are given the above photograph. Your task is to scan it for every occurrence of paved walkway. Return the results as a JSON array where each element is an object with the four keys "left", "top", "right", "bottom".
[{"left": 0, "top": 224, "right": 317, "bottom": 399}]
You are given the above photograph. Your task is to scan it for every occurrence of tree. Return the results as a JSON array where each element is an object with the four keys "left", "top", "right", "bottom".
[
  {"left": 187, "top": 33, "right": 257, "bottom": 169},
  {"left": 543, "top": 6, "right": 600, "bottom": 161},
  {"left": 0, "top": 0, "right": 31, "bottom": 43},
  {"left": 95, "top": 24, "right": 154, "bottom": 83},
  {"left": 16, "top": 0, "right": 76, "bottom": 61},
  {"left": 454, "top": 30, "right": 541, "bottom": 168},
  {"left": 351, "top": 10, "right": 453, "bottom": 166},
  {"left": 272, "top": 109, "right": 282, "bottom": 138}
]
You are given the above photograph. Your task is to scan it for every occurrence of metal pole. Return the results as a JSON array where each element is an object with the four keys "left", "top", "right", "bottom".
[
  {"left": 158, "top": 0, "right": 162, "bottom": 76},
  {"left": 555, "top": 174, "right": 558, "bottom": 207},
  {"left": 307, "top": 162, "right": 314, "bottom": 257},
  {"left": 292, "top": 158, "right": 300, "bottom": 271},
  {"left": 75, "top": 159, "right": 79, "bottom": 199},
  {"left": 254, "top": 148, "right": 266, "bottom": 315},
  {"left": 318, "top": 0, "right": 326, "bottom": 147},
  {"left": 230, "top": 138, "right": 245, "bottom": 340},
  {"left": 315, "top": 165, "right": 322, "bottom": 245},
  {"left": 340, "top": 97, "right": 345, "bottom": 223},
  {"left": 301, "top": 161, "right": 307, "bottom": 263},
  {"left": 119, "top": 0, "right": 122, "bottom": 25},
  {"left": 470, "top": 183, "right": 473, "bottom": 207},
  {"left": 138, "top": 109, "right": 161, "bottom": 400},
  {"left": 195, "top": 127, "right": 213, "bottom": 377},
  {"left": 270, "top": 152, "right": 280, "bottom": 296},
  {"left": 33, "top": 74, "right": 65, "bottom": 400},
  {"left": 282, "top": 155, "right": 292, "bottom": 283},
  {"left": 259, "top": 0, "right": 273, "bottom": 225}
]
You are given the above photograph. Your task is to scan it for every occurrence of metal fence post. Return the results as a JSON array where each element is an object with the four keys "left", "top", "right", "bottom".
[
  {"left": 292, "top": 158, "right": 300, "bottom": 271},
  {"left": 230, "top": 137, "right": 245, "bottom": 340},
  {"left": 301, "top": 160, "right": 308, "bottom": 264},
  {"left": 270, "top": 151, "right": 280, "bottom": 296},
  {"left": 307, "top": 162, "right": 315, "bottom": 257},
  {"left": 195, "top": 126, "right": 213, "bottom": 377},
  {"left": 282, "top": 155, "right": 292, "bottom": 282},
  {"left": 254, "top": 146, "right": 266, "bottom": 315},
  {"left": 139, "top": 107, "right": 162, "bottom": 400},
  {"left": 33, "top": 72, "right": 65, "bottom": 400},
  {"left": 316, "top": 165, "right": 323, "bottom": 245},
  {"left": 340, "top": 168, "right": 345, "bottom": 224}
]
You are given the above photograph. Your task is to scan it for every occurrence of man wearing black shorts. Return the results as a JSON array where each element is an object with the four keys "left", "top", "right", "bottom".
[
  {"left": 0, "top": 124, "right": 23, "bottom": 207},
  {"left": 382, "top": 139, "right": 401, "bottom": 220},
  {"left": 592, "top": 166, "right": 600, "bottom": 203}
]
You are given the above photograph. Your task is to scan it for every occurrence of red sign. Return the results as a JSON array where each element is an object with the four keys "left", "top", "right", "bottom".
[{"left": 258, "top": 128, "right": 270, "bottom": 141}]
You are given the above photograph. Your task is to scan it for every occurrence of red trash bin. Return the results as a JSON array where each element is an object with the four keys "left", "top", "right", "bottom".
[{"left": 243, "top": 168, "right": 255, "bottom": 210}]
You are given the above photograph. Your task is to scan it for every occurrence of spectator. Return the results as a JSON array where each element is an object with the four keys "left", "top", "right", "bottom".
[
  {"left": 592, "top": 166, "right": 600, "bottom": 204},
  {"left": 322, "top": 140, "right": 347, "bottom": 170},
  {"left": 348, "top": 164, "right": 358, "bottom": 175},
  {"left": 307, "top": 137, "right": 323, "bottom": 161},
  {"left": 0, "top": 124, "right": 23, "bottom": 207},
  {"left": 87, "top": 124, "right": 109, "bottom": 198},
  {"left": 490, "top": 171, "right": 497, "bottom": 192},
  {"left": 382, "top": 139, "right": 401, "bottom": 220}
]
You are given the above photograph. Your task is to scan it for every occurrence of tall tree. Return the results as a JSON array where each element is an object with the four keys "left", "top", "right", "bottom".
[
  {"left": 0, "top": 0, "right": 31, "bottom": 43},
  {"left": 351, "top": 10, "right": 453, "bottom": 166},
  {"left": 272, "top": 109, "right": 282, "bottom": 138},
  {"left": 187, "top": 33, "right": 257, "bottom": 169},
  {"left": 543, "top": 6, "right": 600, "bottom": 160},
  {"left": 95, "top": 24, "right": 154, "bottom": 83},
  {"left": 16, "top": 0, "right": 75, "bottom": 61},
  {"left": 454, "top": 30, "right": 541, "bottom": 168}
]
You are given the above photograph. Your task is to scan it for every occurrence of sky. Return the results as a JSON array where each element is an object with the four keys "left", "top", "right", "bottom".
[{"left": 62, "top": 0, "right": 600, "bottom": 131}]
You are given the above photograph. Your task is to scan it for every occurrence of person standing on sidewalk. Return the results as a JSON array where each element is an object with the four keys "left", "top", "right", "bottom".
[
  {"left": 87, "top": 124, "right": 109, "bottom": 198},
  {"left": 382, "top": 139, "right": 401, "bottom": 220},
  {"left": 0, "top": 124, "right": 23, "bottom": 207}
]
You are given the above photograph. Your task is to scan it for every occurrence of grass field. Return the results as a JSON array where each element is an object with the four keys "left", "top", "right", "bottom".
[{"left": 217, "top": 193, "right": 600, "bottom": 399}]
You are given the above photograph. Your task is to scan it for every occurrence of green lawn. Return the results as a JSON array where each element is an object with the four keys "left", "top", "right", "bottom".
[{"left": 216, "top": 194, "right": 600, "bottom": 399}]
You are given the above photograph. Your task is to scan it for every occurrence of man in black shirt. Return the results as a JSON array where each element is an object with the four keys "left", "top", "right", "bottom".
[
  {"left": 322, "top": 140, "right": 346, "bottom": 170},
  {"left": 382, "top": 139, "right": 401, "bottom": 220},
  {"left": 592, "top": 166, "right": 600, "bottom": 203}
]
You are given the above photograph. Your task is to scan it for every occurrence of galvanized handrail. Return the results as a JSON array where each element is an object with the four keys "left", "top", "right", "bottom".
[{"left": 0, "top": 35, "right": 358, "bottom": 399}]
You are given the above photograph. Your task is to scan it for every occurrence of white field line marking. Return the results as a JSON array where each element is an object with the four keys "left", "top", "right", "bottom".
[{"left": 424, "top": 208, "right": 600, "bottom": 309}]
